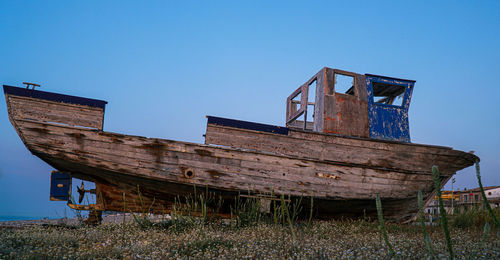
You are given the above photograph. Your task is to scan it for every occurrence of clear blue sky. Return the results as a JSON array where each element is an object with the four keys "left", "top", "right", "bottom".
[{"left": 1, "top": 1, "right": 499, "bottom": 218}]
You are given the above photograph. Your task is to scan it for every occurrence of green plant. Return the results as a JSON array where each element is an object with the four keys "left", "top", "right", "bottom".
[
  {"left": 280, "top": 194, "right": 296, "bottom": 242},
  {"left": 480, "top": 221, "right": 491, "bottom": 249},
  {"left": 375, "top": 193, "right": 395, "bottom": 257},
  {"left": 230, "top": 194, "right": 264, "bottom": 227},
  {"left": 432, "top": 165, "right": 453, "bottom": 259},
  {"left": 418, "top": 190, "right": 437, "bottom": 259},
  {"left": 272, "top": 192, "right": 280, "bottom": 225},
  {"left": 451, "top": 207, "right": 500, "bottom": 229},
  {"left": 307, "top": 195, "right": 314, "bottom": 230},
  {"left": 171, "top": 196, "right": 194, "bottom": 232},
  {"left": 121, "top": 192, "right": 127, "bottom": 246},
  {"left": 130, "top": 185, "right": 157, "bottom": 229},
  {"left": 475, "top": 160, "right": 500, "bottom": 228},
  {"left": 169, "top": 187, "right": 225, "bottom": 233}
]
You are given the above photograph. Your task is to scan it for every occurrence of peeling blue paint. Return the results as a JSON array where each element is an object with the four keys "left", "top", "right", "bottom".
[{"left": 366, "top": 75, "right": 415, "bottom": 142}]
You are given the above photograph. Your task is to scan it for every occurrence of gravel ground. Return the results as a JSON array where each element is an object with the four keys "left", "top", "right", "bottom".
[
  {"left": 0, "top": 217, "right": 498, "bottom": 259},
  {"left": 0, "top": 213, "right": 139, "bottom": 229},
  {"left": 0, "top": 213, "right": 171, "bottom": 228}
]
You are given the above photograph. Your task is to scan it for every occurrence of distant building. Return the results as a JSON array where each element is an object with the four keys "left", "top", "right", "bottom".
[
  {"left": 484, "top": 186, "right": 500, "bottom": 208},
  {"left": 455, "top": 186, "right": 500, "bottom": 210},
  {"left": 424, "top": 186, "right": 500, "bottom": 217}
]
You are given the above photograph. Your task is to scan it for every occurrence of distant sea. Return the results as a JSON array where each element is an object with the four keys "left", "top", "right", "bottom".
[{"left": 0, "top": 216, "right": 51, "bottom": 222}]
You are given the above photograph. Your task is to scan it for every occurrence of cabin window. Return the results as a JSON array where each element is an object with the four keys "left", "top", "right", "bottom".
[
  {"left": 372, "top": 82, "right": 405, "bottom": 106},
  {"left": 305, "top": 80, "right": 316, "bottom": 126},
  {"left": 488, "top": 192, "right": 492, "bottom": 195},
  {"left": 334, "top": 74, "right": 355, "bottom": 96},
  {"left": 474, "top": 194, "right": 479, "bottom": 202},
  {"left": 464, "top": 195, "right": 468, "bottom": 201},
  {"left": 291, "top": 91, "right": 302, "bottom": 112},
  {"left": 286, "top": 77, "right": 316, "bottom": 131}
]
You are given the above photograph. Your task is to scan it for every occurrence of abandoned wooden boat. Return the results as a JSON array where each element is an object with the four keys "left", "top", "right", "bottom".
[{"left": 3, "top": 67, "right": 478, "bottom": 222}]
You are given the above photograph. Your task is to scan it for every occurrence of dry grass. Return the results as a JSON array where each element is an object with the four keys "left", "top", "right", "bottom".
[{"left": 0, "top": 219, "right": 498, "bottom": 259}]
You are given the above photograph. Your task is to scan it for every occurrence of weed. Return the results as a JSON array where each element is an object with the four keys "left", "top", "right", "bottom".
[
  {"left": 281, "top": 194, "right": 297, "bottom": 242},
  {"left": 418, "top": 190, "right": 437, "bottom": 259},
  {"left": 432, "top": 165, "right": 453, "bottom": 259},
  {"left": 452, "top": 207, "right": 500, "bottom": 229},
  {"left": 375, "top": 193, "right": 395, "bottom": 257},
  {"left": 307, "top": 195, "right": 314, "bottom": 230},
  {"left": 130, "top": 185, "right": 156, "bottom": 229},
  {"left": 475, "top": 160, "right": 500, "bottom": 228},
  {"left": 480, "top": 221, "right": 491, "bottom": 249},
  {"left": 231, "top": 194, "right": 265, "bottom": 227}
]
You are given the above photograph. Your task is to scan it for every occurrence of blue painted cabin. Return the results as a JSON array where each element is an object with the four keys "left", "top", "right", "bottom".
[{"left": 286, "top": 67, "right": 415, "bottom": 142}]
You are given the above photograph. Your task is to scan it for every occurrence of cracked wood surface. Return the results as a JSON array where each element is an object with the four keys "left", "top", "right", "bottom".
[
  {"left": 6, "top": 94, "right": 104, "bottom": 130},
  {"left": 205, "top": 124, "right": 476, "bottom": 175}
]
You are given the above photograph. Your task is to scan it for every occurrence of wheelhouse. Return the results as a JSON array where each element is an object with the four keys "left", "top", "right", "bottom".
[{"left": 286, "top": 67, "right": 415, "bottom": 142}]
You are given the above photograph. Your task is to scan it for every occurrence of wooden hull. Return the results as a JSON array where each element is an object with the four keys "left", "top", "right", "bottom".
[{"left": 4, "top": 86, "right": 478, "bottom": 222}]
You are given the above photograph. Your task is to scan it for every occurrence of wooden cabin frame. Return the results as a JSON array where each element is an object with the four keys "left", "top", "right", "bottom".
[{"left": 286, "top": 67, "right": 415, "bottom": 142}]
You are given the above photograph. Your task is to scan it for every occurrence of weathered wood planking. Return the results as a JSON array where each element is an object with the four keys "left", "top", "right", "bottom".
[
  {"left": 8, "top": 118, "right": 462, "bottom": 222},
  {"left": 16, "top": 119, "right": 433, "bottom": 200},
  {"left": 6, "top": 95, "right": 104, "bottom": 130},
  {"left": 15, "top": 120, "right": 441, "bottom": 221},
  {"left": 18, "top": 136, "right": 429, "bottom": 219},
  {"left": 205, "top": 124, "right": 476, "bottom": 175},
  {"left": 16, "top": 117, "right": 442, "bottom": 206}
]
